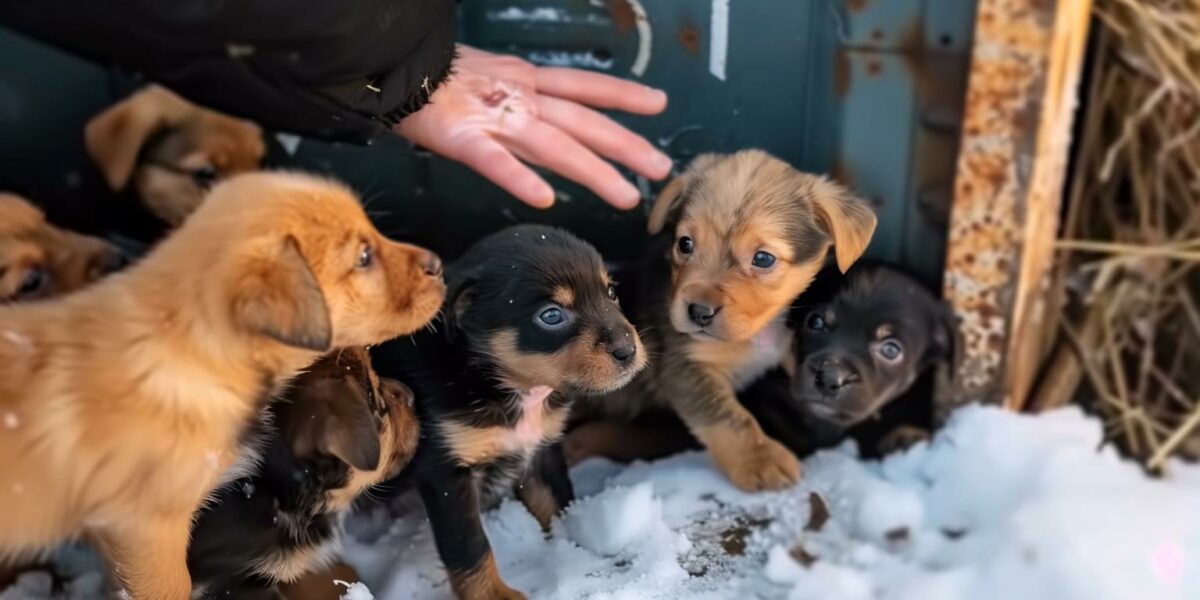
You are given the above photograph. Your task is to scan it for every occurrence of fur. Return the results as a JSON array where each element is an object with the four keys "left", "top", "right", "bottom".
[
  {"left": 0, "top": 194, "right": 125, "bottom": 301},
  {"left": 570, "top": 150, "right": 877, "bottom": 491},
  {"left": 0, "top": 172, "right": 443, "bottom": 599},
  {"left": 86, "top": 85, "right": 265, "bottom": 226},
  {"left": 373, "top": 225, "right": 645, "bottom": 600}
]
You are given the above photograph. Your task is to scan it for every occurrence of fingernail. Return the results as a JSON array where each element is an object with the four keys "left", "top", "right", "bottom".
[
  {"left": 652, "top": 152, "right": 673, "bottom": 175},
  {"left": 610, "top": 181, "right": 641, "bottom": 209}
]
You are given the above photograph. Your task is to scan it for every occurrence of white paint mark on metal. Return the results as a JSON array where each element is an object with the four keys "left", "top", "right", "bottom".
[
  {"left": 627, "top": 0, "right": 653, "bottom": 77},
  {"left": 275, "top": 133, "right": 302, "bottom": 156},
  {"left": 709, "top": 0, "right": 730, "bottom": 81}
]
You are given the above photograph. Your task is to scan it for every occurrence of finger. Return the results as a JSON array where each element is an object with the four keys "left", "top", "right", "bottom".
[
  {"left": 538, "top": 95, "right": 672, "bottom": 181},
  {"left": 535, "top": 68, "right": 668, "bottom": 115},
  {"left": 508, "top": 122, "right": 641, "bottom": 210},
  {"left": 454, "top": 134, "right": 556, "bottom": 208}
]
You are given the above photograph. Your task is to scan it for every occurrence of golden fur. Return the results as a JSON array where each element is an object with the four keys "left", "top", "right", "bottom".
[
  {"left": 0, "top": 194, "right": 124, "bottom": 301},
  {"left": 86, "top": 85, "right": 265, "bottom": 226},
  {"left": 574, "top": 150, "right": 876, "bottom": 491},
  {"left": 0, "top": 172, "right": 443, "bottom": 599},
  {"left": 451, "top": 553, "right": 522, "bottom": 600}
]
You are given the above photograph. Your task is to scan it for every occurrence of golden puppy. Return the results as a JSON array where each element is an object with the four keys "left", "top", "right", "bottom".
[
  {"left": 86, "top": 85, "right": 265, "bottom": 226},
  {"left": 0, "top": 172, "right": 444, "bottom": 600},
  {"left": 572, "top": 150, "right": 876, "bottom": 491},
  {"left": 0, "top": 193, "right": 125, "bottom": 301}
]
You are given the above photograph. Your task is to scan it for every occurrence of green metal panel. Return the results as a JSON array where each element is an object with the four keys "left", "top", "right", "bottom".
[{"left": 0, "top": 1, "right": 977, "bottom": 284}]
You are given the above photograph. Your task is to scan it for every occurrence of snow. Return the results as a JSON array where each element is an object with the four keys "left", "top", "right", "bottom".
[
  {"left": 336, "top": 580, "right": 375, "bottom": 600},
  {"left": 4, "top": 406, "right": 1199, "bottom": 600},
  {"left": 341, "top": 406, "right": 1200, "bottom": 600}
]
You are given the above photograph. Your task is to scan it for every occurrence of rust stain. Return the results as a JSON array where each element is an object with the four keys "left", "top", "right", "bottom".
[
  {"left": 941, "top": 0, "right": 1091, "bottom": 413},
  {"left": 609, "top": 0, "right": 636, "bottom": 34},
  {"left": 847, "top": 0, "right": 869, "bottom": 12},
  {"left": 678, "top": 23, "right": 701, "bottom": 55},
  {"left": 866, "top": 60, "right": 882, "bottom": 75},
  {"left": 833, "top": 50, "right": 851, "bottom": 97}
]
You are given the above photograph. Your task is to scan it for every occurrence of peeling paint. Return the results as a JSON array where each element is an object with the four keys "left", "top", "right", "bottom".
[
  {"left": 709, "top": 0, "right": 730, "bottom": 81},
  {"left": 526, "top": 50, "right": 614, "bottom": 70},
  {"left": 627, "top": 0, "right": 652, "bottom": 77}
]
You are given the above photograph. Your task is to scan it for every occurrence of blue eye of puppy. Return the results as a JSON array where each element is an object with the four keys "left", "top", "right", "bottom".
[
  {"left": 356, "top": 245, "right": 373, "bottom": 269},
  {"left": 877, "top": 339, "right": 904, "bottom": 361},
  {"left": 536, "top": 305, "right": 569, "bottom": 329},
  {"left": 751, "top": 251, "right": 776, "bottom": 268},
  {"left": 606, "top": 283, "right": 618, "bottom": 301},
  {"left": 805, "top": 312, "right": 826, "bottom": 331},
  {"left": 677, "top": 236, "right": 694, "bottom": 255}
]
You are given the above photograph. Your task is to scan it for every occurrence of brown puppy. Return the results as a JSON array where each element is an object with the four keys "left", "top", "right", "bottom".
[
  {"left": 189, "top": 347, "right": 419, "bottom": 600},
  {"left": 0, "top": 193, "right": 125, "bottom": 301},
  {"left": 573, "top": 150, "right": 876, "bottom": 491},
  {"left": 86, "top": 84, "right": 265, "bottom": 226},
  {"left": 0, "top": 172, "right": 443, "bottom": 600}
]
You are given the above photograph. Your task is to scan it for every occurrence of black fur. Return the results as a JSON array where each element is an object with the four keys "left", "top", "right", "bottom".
[
  {"left": 372, "top": 225, "right": 641, "bottom": 590},
  {"left": 743, "top": 264, "right": 958, "bottom": 458}
]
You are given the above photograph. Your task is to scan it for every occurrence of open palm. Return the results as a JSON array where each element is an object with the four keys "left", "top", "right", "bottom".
[{"left": 394, "top": 46, "right": 672, "bottom": 209}]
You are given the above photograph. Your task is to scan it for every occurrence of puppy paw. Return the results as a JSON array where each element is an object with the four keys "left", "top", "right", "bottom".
[
  {"left": 491, "top": 584, "right": 527, "bottom": 600},
  {"left": 876, "top": 425, "right": 930, "bottom": 455},
  {"left": 719, "top": 435, "right": 802, "bottom": 492}
]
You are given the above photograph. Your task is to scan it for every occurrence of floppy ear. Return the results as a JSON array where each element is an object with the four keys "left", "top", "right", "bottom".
[
  {"left": 230, "top": 235, "right": 332, "bottom": 351},
  {"left": 647, "top": 175, "right": 686, "bottom": 235},
  {"left": 84, "top": 85, "right": 197, "bottom": 190},
  {"left": 646, "top": 153, "right": 720, "bottom": 234},
  {"left": 287, "top": 376, "right": 382, "bottom": 471},
  {"left": 930, "top": 303, "right": 964, "bottom": 383},
  {"left": 442, "top": 275, "right": 477, "bottom": 343},
  {"left": 809, "top": 179, "right": 878, "bottom": 273}
]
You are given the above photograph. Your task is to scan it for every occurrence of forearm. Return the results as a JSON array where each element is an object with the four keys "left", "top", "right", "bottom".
[{"left": 0, "top": 0, "right": 457, "bottom": 142}]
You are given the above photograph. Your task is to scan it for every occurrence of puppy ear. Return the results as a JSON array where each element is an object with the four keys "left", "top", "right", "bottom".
[
  {"left": 442, "top": 276, "right": 477, "bottom": 343},
  {"left": 647, "top": 176, "right": 686, "bottom": 235},
  {"left": 287, "top": 375, "right": 382, "bottom": 471},
  {"left": 930, "top": 303, "right": 964, "bottom": 383},
  {"left": 646, "top": 153, "right": 720, "bottom": 234},
  {"left": 809, "top": 179, "right": 877, "bottom": 273},
  {"left": 85, "top": 85, "right": 197, "bottom": 190},
  {"left": 230, "top": 235, "right": 332, "bottom": 351}
]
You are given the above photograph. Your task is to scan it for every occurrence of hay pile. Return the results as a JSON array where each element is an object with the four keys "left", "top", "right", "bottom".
[{"left": 1034, "top": 0, "right": 1200, "bottom": 470}]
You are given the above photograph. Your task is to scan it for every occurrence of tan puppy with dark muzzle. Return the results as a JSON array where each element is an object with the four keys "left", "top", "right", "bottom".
[
  {"left": 0, "top": 194, "right": 125, "bottom": 301},
  {"left": 86, "top": 85, "right": 265, "bottom": 226},
  {"left": 571, "top": 150, "right": 876, "bottom": 491},
  {"left": 0, "top": 172, "right": 444, "bottom": 600}
]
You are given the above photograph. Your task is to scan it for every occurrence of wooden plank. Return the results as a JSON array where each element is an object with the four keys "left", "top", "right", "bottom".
[{"left": 940, "top": 0, "right": 1094, "bottom": 417}]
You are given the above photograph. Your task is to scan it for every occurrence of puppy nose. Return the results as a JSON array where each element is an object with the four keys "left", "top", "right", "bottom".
[
  {"left": 419, "top": 252, "right": 442, "bottom": 277},
  {"left": 687, "top": 303, "right": 720, "bottom": 327},
  {"left": 810, "top": 359, "right": 860, "bottom": 393},
  {"left": 609, "top": 342, "right": 636, "bottom": 364}
]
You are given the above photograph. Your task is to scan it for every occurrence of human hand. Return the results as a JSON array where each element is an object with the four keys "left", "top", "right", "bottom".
[{"left": 394, "top": 45, "right": 671, "bottom": 209}]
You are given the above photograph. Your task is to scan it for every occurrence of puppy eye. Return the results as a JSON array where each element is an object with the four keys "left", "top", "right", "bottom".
[
  {"left": 877, "top": 339, "right": 904, "bottom": 362},
  {"left": 356, "top": 245, "right": 373, "bottom": 269},
  {"left": 16, "top": 267, "right": 48, "bottom": 299},
  {"left": 606, "top": 283, "right": 618, "bottom": 302},
  {"left": 805, "top": 312, "right": 826, "bottom": 331},
  {"left": 191, "top": 165, "right": 219, "bottom": 189},
  {"left": 752, "top": 251, "right": 777, "bottom": 269},
  {"left": 537, "top": 306, "right": 569, "bottom": 329},
  {"left": 677, "top": 236, "right": 694, "bottom": 255}
]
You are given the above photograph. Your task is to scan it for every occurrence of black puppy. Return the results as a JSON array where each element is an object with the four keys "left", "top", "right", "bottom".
[
  {"left": 188, "top": 347, "right": 419, "bottom": 599},
  {"left": 373, "top": 225, "right": 646, "bottom": 600},
  {"left": 743, "top": 264, "right": 959, "bottom": 457}
]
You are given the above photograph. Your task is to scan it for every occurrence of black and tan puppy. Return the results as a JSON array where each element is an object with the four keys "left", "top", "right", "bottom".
[
  {"left": 189, "top": 347, "right": 419, "bottom": 600},
  {"left": 373, "top": 225, "right": 645, "bottom": 600},
  {"left": 571, "top": 150, "right": 876, "bottom": 491},
  {"left": 745, "top": 265, "right": 960, "bottom": 457}
]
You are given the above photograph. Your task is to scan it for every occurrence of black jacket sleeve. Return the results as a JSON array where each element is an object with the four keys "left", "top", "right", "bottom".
[{"left": 0, "top": 0, "right": 457, "bottom": 143}]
